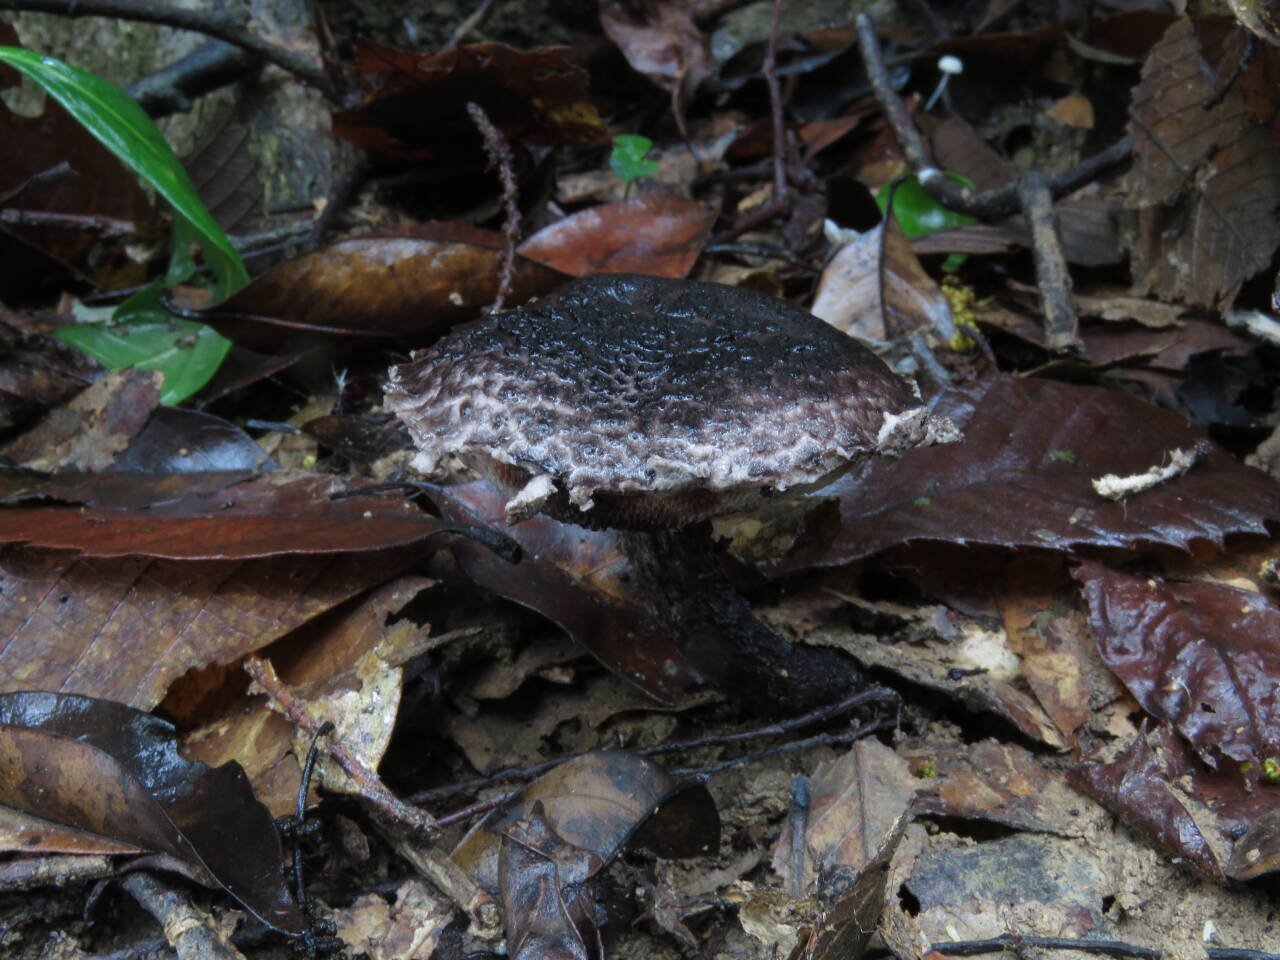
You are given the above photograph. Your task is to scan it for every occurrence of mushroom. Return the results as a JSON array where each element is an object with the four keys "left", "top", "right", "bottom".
[{"left": 386, "top": 274, "right": 954, "bottom": 713}]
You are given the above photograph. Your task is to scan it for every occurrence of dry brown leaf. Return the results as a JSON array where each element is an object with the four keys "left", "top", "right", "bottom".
[
  {"left": 1128, "top": 18, "right": 1280, "bottom": 305},
  {"left": 813, "top": 218, "right": 954, "bottom": 343}
]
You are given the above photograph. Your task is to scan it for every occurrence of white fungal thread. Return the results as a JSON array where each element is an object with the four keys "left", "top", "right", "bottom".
[{"left": 1091, "top": 441, "right": 1212, "bottom": 501}]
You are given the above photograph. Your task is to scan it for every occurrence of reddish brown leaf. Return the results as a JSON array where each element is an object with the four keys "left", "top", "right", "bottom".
[
  {"left": 517, "top": 194, "right": 715, "bottom": 278},
  {"left": 333, "top": 42, "right": 607, "bottom": 163},
  {"left": 0, "top": 691, "right": 303, "bottom": 932},
  {"left": 0, "top": 545, "right": 413, "bottom": 709},
  {"left": 1127, "top": 18, "right": 1280, "bottom": 305},
  {"left": 1073, "top": 561, "right": 1280, "bottom": 779},
  {"left": 431, "top": 480, "right": 701, "bottom": 705},
  {"left": 0, "top": 474, "right": 443, "bottom": 559},
  {"left": 1070, "top": 724, "right": 1280, "bottom": 882},
  {"left": 813, "top": 218, "right": 954, "bottom": 343},
  {"left": 783, "top": 376, "right": 1280, "bottom": 569},
  {"left": 194, "top": 226, "right": 566, "bottom": 352}
]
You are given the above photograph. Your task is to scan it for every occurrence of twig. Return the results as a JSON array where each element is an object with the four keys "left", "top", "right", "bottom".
[
  {"left": 128, "top": 39, "right": 255, "bottom": 118},
  {"left": 763, "top": 0, "right": 787, "bottom": 209},
  {"left": 0, "top": 160, "right": 76, "bottom": 205},
  {"left": 854, "top": 13, "right": 1130, "bottom": 220},
  {"left": 0, "top": 207, "right": 136, "bottom": 235},
  {"left": 243, "top": 655, "right": 441, "bottom": 840},
  {"left": 445, "top": 0, "right": 499, "bottom": 49},
  {"left": 412, "top": 686, "right": 899, "bottom": 805},
  {"left": 866, "top": 933, "right": 1280, "bottom": 960},
  {"left": 715, "top": 0, "right": 790, "bottom": 242},
  {"left": 1017, "top": 171, "right": 1080, "bottom": 352},
  {"left": 120, "top": 872, "right": 246, "bottom": 960},
  {"left": 466, "top": 102, "right": 519, "bottom": 315},
  {"left": 787, "top": 775, "right": 809, "bottom": 898},
  {"left": 0, "top": 0, "right": 334, "bottom": 98},
  {"left": 674, "top": 714, "right": 893, "bottom": 777},
  {"left": 304, "top": 165, "right": 368, "bottom": 252},
  {"left": 384, "top": 830, "right": 501, "bottom": 936}
]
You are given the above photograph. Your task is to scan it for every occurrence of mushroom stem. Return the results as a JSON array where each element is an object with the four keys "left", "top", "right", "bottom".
[{"left": 620, "top": 528, "right": 863, "bottom": 715}]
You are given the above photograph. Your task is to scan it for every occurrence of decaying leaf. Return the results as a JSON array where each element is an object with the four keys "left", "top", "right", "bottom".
[
  {"left": 331, "top": 878, "right": 453, "bottom": 960},
  {"left": 0, "top": 691, "right": 303, "bottom": 933},
  {"left": 1074, "top": 561, "right": 1280, "bottom": 781},
  {"left": 499, "top": 809, "right": 595, "bottom": 960},
  {"left": 769, "top": 740, "right": 917, "bottom": 960},
  {"left": 333, "top": 42, "right": 607, "bottom": 163},
  {"left": 0, "top": 545, "right": 414, "bottom": 709},
  {"left": 192, "top": 226, "right": 565, "bottom": 352},
  {"left": 783, "top": 375, "right": 1280, "bottom": 569},
  {"left": 0, "top": 369, "right": 160, "bottom": 473},
  {"left": 517, "top": 194, "right": 715, "bottom": 278},
  {"left": 1071, "top": 724, "right": 1280, "bottom": 882},
  {"left": 453, "top": 750, "right": 719, "bottom": 897},
  {"left": 1127, "top": 18, "right": 1280, "bottom": 305},
  {"left": 813, "top": 218, "right": 954, "bottom": 343},
  {"left": 599, "top": 0, "right": 711, "bottom": 137}
]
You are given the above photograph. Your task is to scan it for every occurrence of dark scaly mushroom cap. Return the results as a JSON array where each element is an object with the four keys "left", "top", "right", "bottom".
[{"left": 386, "top": 274, "right": 948, "bottom": 528}]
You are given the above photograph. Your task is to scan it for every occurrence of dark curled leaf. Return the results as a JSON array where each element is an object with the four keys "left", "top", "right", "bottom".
[
  {"left": 1073, "top": 561, "right": 1280, "bottom": 779},
  {"left": 782, "top": 375, "right": 1280, "bottom": 570},
  {"left": 0, "top": 691, "right": 303, "bottom": 933},
  {"left": 499, "top": 808, "right": 594, "bottom": 960},
  {"left": 453, "top": 751, "right": 719, "bottom": 897}
]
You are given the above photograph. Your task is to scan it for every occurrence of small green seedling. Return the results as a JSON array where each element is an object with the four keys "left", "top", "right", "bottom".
[
  {"left": 610, "top": 134, "right": 658, "bottom": 195},
  {"left": 877, "top": 172, "right": 976, "bottom": 273},
  {"left": 0, "top": 47, "right": 247, "bottom": 404}
]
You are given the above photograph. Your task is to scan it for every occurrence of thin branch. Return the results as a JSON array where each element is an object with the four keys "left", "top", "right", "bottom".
[
  {"left": 854, "top": 13, "right": 1130, "bottom": 220},
  {"left": 445, "top": 0, "right": 500, "bottom": 49},
  {"left": 244, "top": 655, "right": 440, "bottom": 840},
  {"left": 1, "top": 207, "right": 136, "bottom": 236},
  {"left": 0, "top": 0, "right": 334, "bottom": 98},
  {"left": 763, "top": 0, "right": 787, "bottom": 207},
  {"left": 1017, "top": 171, "right": 1080, "bottom": 352},
  {"left": 873, "top": 933, "right": 1280, "bottom": 960},
  {"left": 120, "top": 872, "right": 246, "bottom": 960},
  {"left": 128, "top": 39, "right": 255, "bottom": 118},
  {"left": 467, "top": 101, "right": 519, "bottom": 315}
]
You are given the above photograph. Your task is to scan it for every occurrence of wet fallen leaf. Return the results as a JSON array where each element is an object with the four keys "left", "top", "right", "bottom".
[
  {"left": 0, "top": 369, "right": 160, "bottom": 473},
  {"left": 517, "top": 194, "right": 715, "bottom": 278},
  {"left": 431, "top": 480, "right": 701, "bottom": 705},
  {"left": 813, "top": 217, "right": 954, "bottom": 343},
  {"left": 0, "top": 544, "right": 414, "bottom": 709},
  {"left": 784, "top": 375, "right": 1280, "bottom": 569},
  {"left": 1074, "top": 560, "right": 1280, "bottom": 781},
  {"left": 191, "top": 226, "right": 566, "bottom": 352},
  {"left": 0, "top": 691, "right": 303, "bottom": 933},
  {"left": 333, "top": 41, "right": 607, "bottom": 164},
  {"left": 1127, "top": 17, "right": 1280, "bottom": 306},
  {"left": 1070, "top": 724, "right": 1280, "bottom": 882},
  {"left": 0, "top": 473, "right": 444, "bottom": 559}
]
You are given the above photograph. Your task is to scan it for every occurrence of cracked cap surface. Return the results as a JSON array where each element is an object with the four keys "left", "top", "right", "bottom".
[{"left": 386, "top": 273, "right": 936, "bottom": 527}]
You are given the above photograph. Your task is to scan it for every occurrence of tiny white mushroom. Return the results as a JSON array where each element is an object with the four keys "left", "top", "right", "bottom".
[{"left": 925, "top": 55, "right": 964, "bottom": 111}]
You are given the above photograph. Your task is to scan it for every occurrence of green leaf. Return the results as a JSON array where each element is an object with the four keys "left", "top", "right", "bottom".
[
  {"left": 0, "top": 47, "right": 247, "bottom": 300},
  {"left": 876, "top": 173, "right": 977, "bottom": 239},
  {"left": 56, "top": 283, "right": 231, "bottom": 405},
  {"left": 610, "top": 134, "right": 659, "bottom": 184}
]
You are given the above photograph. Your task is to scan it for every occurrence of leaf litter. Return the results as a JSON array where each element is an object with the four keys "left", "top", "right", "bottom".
[{"left": 1, "top": 2, "right": 1280, "bottom": 959}]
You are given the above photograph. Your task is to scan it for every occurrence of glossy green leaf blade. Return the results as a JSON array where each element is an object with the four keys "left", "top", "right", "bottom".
[
  {"left": 0, "top": 47, "right": 248, "bottom": 299},
  {"left": 876, "top": 173, "right": 977, "bottom": 239},
  {"left": 57, "top": 284, "right": 231, "bottom": 405}
]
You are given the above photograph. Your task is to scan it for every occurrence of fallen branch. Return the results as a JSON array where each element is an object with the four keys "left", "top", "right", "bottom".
[
  {"left": 1017, "top": 171, "right": 1080, "bottom": 351},
  {"left": 866, "top": 932, "right": 1280, "bottom": 960},
  {"left": 854, "top": 13, "right": 1130, "bottom": 221},
  {"left": 128, "top": 39, "right": 255, "bottom": 118},
  {"left": 244, "top": 655, "right": 440, "bottom": 841},
  {"left": 120, "top": 872, "right": 246, "bottom": 960},
  {"left": 0, "top": 0, "right": 334, "bottom": 98}
]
